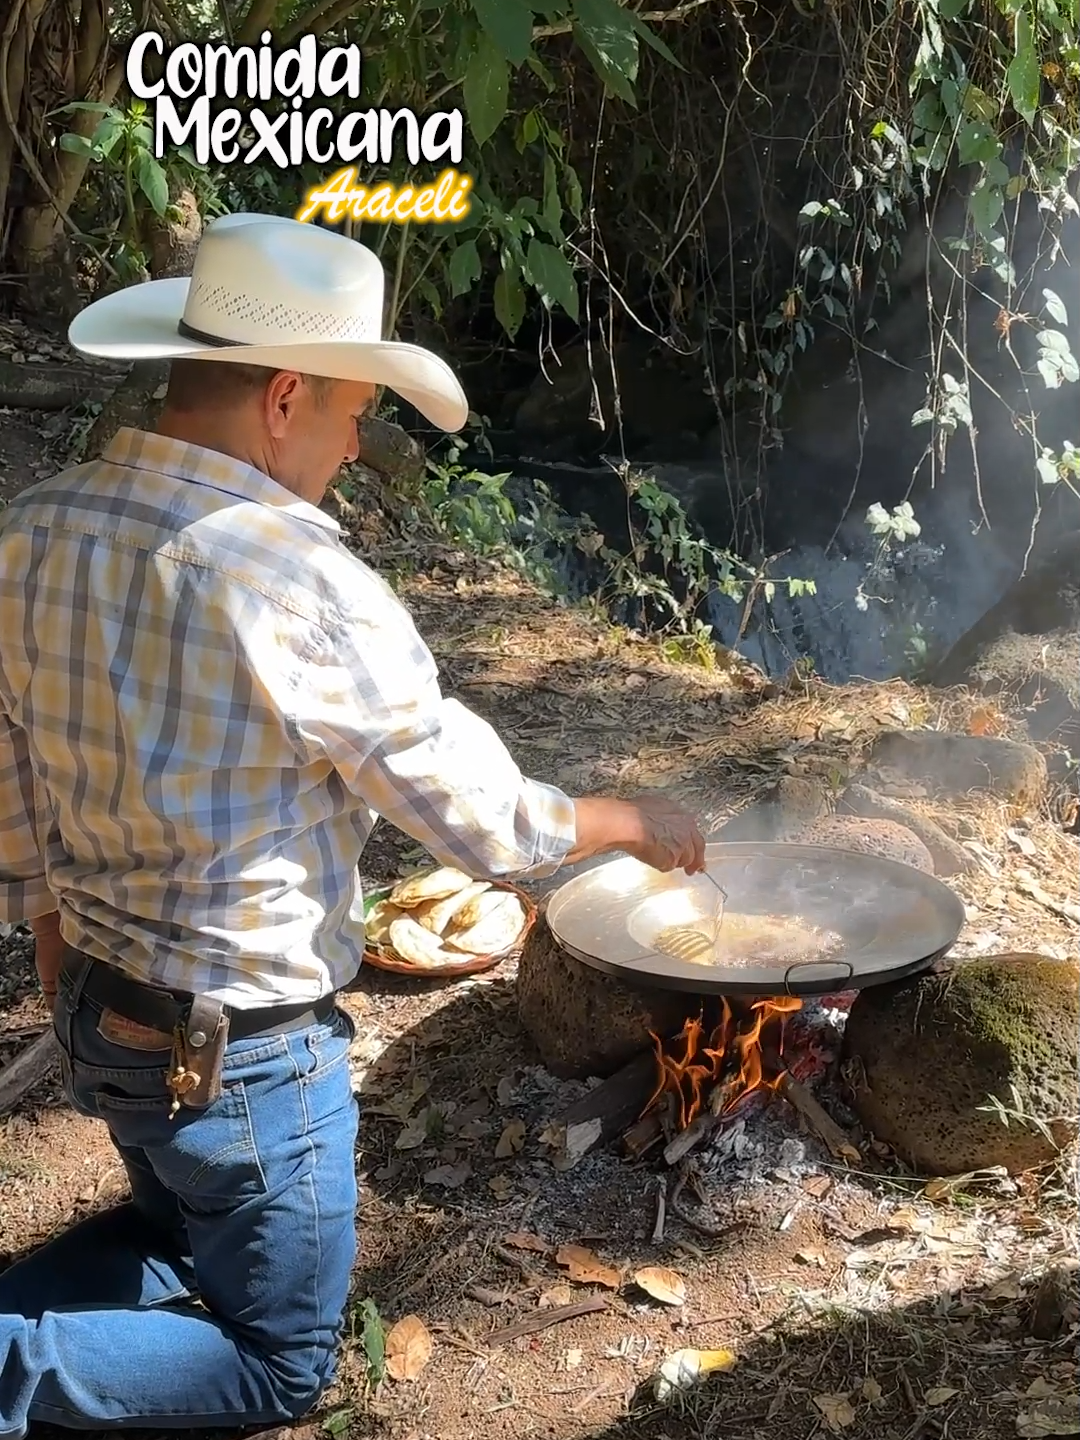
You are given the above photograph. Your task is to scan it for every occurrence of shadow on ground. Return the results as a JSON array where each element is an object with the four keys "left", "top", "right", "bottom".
[
  {"left": 21, "top": 1270, "right": 1075, "bottom": 1440},
  {"left": 7, "top": 927, "right": 1077, "bottom": 1440}
]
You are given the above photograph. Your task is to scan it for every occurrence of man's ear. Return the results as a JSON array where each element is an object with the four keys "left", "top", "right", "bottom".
[{"left": 263, "top": 370, "right": 306, "bottom": 438}]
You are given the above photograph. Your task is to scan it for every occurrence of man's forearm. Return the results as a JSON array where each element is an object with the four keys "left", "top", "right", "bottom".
[
  {"left": 30, "top": 909, "right": 64, "bottom": 1001},
  {"left": 566, "top": 794, "right": 707, "bottom": 875},
  {"left": 566, "top": 797, "right": 646, "bottom": 865}
]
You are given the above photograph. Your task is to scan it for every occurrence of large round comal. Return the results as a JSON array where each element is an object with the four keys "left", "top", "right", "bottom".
[{"left": 544, "top": 841, "right": 967, "bottom": 997}]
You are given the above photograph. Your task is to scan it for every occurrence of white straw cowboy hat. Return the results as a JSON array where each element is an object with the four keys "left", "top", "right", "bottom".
[{"left": 68, "top": 213, "right": 469, "bottom": 432}]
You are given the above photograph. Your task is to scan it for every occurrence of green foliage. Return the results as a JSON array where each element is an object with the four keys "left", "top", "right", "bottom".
[
  {"left": 414, "top": 455, "right": 815, "bottom": 664},
  {"left": 462, "top": 32, "right": 509, "bottom": 145},
  {"left": 356, "top": 1298, "right": 386, "bottom": 1389},
  {"left": 866, "top": 501, "right": 922, "bottom": 544},
  {"left": 57, "top": 98, "right": 181, "bottom": 278},
  {"left": 36, "top": 0, "right": 1080, "bottom": 639},
  {"left": 906, "top": 0, "right": 1078, "bottom": 279}
]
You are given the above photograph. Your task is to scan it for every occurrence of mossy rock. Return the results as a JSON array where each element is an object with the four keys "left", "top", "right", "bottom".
[
  {"left": 932, "top": 528, "right": 1080, "bottom": 750},
  {"left": 843, "top": 954, "right": 1079, "bottom": 1176},
  {"left": 516, "top": 912, "right": 692, "bottom": 1080}
]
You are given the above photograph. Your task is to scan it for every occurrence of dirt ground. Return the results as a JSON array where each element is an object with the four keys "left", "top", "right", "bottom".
[{"left": 1, "top": 375, "right": 1078, "bottom": 1440}]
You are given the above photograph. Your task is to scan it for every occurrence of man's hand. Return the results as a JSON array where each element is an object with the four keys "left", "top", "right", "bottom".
[
  {"left": 30, "top": 910, "right": 64, "bottom": 1013},
  {"left": 568, "top": 795, "right": 706, "bottom": 875}
]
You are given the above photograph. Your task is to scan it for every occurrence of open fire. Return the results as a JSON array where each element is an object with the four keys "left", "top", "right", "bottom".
[
  {"left": 642, "top": 996, "right": 805, "bottom": 1133},
  {"left": 550, "top": 991, "right": 860, "bottom": 1177}
]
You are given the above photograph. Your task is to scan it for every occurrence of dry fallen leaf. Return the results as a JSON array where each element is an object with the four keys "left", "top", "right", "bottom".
[
  {"left": 423, "top": 1162, "right": 472, "bottom": 1189},
  {"left": 555, "top": 1244, "right": 622, "bottom": 1289},
  {"left": 967, "top": 705, "right": 1004, "bottom": 737},
  {"left": 1016, "top": 1395, "right": 1080, "bottom": 1437},
  {"left": 802, "top": 1175, "right": 833, "bottom": 1199},
  {"left": 565, "top": 1347, "right": 583, "bottom": 1370},
  {"left": 795, "top": 1248, "right": 829, "bottom": 1269},
  {"left": 861, "top": 1377, "right": 884, "bottom": 1405},
  {"left": 552, "top": 1118, "right": 602, "bottom": 1171},
  {"left": 487, "top": 1174, "right": 514, "bottom": 1201},
  {"left": 926, "top": 1388, "right": 960, "bottom": 1407},
  {"left": 538, "top": 1284, "right": 574, "bottom": 1308},
  {"left": 1026, "top": 1379, "right": 1061, "bottom": 1400},
  {"left": 814, "top": 1393, "right": 857, "bottom": 1431},
  {"left": 369, "top": 1076, "right": 430, "bottom": 1122},
  {"left": 632, "top": 1266, "right": 687, "bottom": 1306},
  {"left": 394, "top": 1107, "right": 431, "bottom": 1150},
  {"left": 503, "top": 1231, "right": 550, "bottom": 1254},
  {"left": 653, "top": 1348, "right": 737, "bottom": 1402},
  {"left": 986, "top": 1276, "right": 1023, "bottom": 1301},
  {"left": 494, "top": 1119, "right": 526, "bottom": 1158},
  {"left": 1007, "top": 827, "right": 1037, "bottom": 857},
  {"left": 923, "top": 1176, "right": 958, "bottom": 1201},
  {"left": 384, "top": 1315, "right": 433, "bottom": 1382},
  {"left": 496, "top": 1074, "right": 516, "bottom": 1106}
]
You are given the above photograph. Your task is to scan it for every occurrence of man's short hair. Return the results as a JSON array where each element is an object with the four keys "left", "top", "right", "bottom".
[{"left": 164, "top": 359, "right": 333, "bottom": 412}]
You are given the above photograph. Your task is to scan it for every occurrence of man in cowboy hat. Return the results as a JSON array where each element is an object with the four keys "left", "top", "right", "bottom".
[{"left": 0, "top": 214, "right": 704, "bottom": 1435}]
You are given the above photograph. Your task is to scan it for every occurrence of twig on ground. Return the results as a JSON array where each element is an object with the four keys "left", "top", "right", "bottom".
[
  {"left": 1015, "top": 874, "right": 1080, "bottom": 926},
  {"left": 493, "top": 1245, "right": 547, "bottom": 1293},
  {"left": 0, "top": 1023, "right": 48, "bottom": 1043},
  {"left": 397, "top": 1238, "right": 475, "bottom": 1303},
  {"left": 0, "top": 1028, "right": 58, "bottom": 1117},
  {"left": 899, "top": 1371, "right": 921, "bottom": 1415},
  {"left": 652, "top": 1178, "right": 667, "bottom": 1244},
  {"left": 485, "top": 1298, "right": 608, "bottom": 1347},
  {"left": 670, "top": 1160, "right": 750, "bottom": 1239}
]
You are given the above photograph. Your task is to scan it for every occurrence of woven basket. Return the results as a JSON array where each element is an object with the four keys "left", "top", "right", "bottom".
[{"left": 362, "top": 880, "right": 537, "bottom": 979}]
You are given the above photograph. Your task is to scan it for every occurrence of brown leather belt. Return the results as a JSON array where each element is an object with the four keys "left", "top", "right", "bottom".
[{"left": 65, "top": 951, "right": 336, "bottom": 1042}]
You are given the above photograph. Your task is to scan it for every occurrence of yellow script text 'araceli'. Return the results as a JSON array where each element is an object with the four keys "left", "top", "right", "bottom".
[{"left": 295, "top": 166, "right": 472, "bottom": 225}]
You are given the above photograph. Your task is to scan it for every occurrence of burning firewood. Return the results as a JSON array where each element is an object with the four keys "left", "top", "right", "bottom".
[
  {"left": 763, "top": 1046, "right": 863, "bottom": 1165},
  {"left": 549, "top": 988, "right": 859, "bottom": 1178},
  {"left": 639, "top": 995, "right": 805, "bottom": 1163}
]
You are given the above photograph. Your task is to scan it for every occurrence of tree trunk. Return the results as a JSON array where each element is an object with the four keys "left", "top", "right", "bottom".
[
  {"left": 0, "top": 0, "right": 50, "bottom": 246},
  {"left": 1, "top": 0, "right": 121, "bottom": 312},
  {"left": 81, "top": 191, "right": 204, "bottom": 459}
]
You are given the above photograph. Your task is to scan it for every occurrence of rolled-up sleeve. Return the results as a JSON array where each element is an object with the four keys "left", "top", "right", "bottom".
[
  {"left": 293, "top": 584, "right": 578, "bottom": 881},
  {"left": 0, "top": 712, "right": 54, "bottom": 923}
]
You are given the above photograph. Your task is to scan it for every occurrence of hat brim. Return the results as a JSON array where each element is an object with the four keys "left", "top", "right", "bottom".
[{"left": 68, "top": 277, "right": 469, "bottom": 433}]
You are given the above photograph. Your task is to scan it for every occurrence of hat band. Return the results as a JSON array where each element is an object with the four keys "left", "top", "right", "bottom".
[{"left": 177, "top": 318, "right": 249, "bottom": 348}]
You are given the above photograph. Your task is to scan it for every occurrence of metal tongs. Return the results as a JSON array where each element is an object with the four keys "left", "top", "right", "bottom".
[{"left": 702, "top": 871, "right": 727, "bottom": 939}]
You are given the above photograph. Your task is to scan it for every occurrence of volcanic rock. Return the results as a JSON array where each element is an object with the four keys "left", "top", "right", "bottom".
[
  {"left": 932, "top": 528, "right": 1080, "bottom": 752},
  {"left": 843, "top": 954, "right": 1079, "bottom": 1176},
  {"left": 517, "top": 913, "right": 691, "bottom": 1080},
  {"left": 866, "top": 730, "right": 1047, "bottom": 810},
  {"left": 836, "top": 783, "right": 977, "bottom": 876},
  {"left": 794, "top": 814, "right": 935, "bottom": 874},
  {"left": 714, "top": 776, "right": 828, "bottom": 842}
]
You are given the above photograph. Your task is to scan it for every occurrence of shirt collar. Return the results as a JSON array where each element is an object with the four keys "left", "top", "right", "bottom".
[{"left": 102, "top": 427, "right": 341, "bottom": 535}]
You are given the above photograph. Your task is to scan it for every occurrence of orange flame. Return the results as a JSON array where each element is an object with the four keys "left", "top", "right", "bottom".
[{"left": 644, "top": 996, "right": 804, "bottom": 1131}]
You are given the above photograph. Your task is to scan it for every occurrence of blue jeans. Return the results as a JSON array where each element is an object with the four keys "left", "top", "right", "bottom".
[{"left": 0, "top": 958, "right": 359, "bottom": 1435}]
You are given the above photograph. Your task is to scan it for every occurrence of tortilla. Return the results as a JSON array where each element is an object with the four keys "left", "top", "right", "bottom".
[
  {"left": 388, "top": 914, "right": 459, "bottom": 967},
  {"left": 390, "top": 866, "right": 474, "bottom": 908},
  {"left": 443, "top": 891, "right": 528, "bottom": 955},
  {"left": 416, "top": 880, "right": 493, "bottom": 935}
]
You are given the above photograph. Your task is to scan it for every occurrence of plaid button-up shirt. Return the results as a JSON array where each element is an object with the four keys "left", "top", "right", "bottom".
[{"left": 0, "top": 428, "right": 576, "bottom": 1008}]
